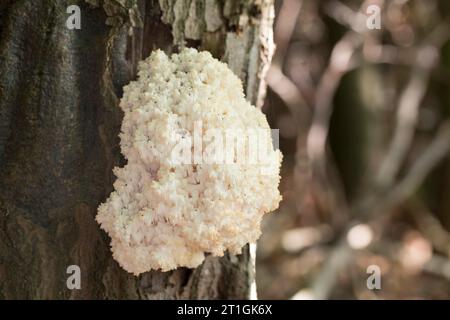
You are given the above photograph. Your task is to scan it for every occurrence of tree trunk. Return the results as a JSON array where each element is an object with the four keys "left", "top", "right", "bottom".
[{"left": 0, "top": 0, "right": 274, "bottom": 299}]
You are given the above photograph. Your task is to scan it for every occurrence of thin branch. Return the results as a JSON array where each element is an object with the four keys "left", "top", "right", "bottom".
[
  {"left": 376, "top": 24, "right": 450, "bottom": 187},
  {"left": 294, "top": 122, "right": 450, "bottom": 299},
  {"left": 376, "top": 122, "right": 450, "bottom": 215},
  {"left": 409, "top": 200, "right": 450, "bottom": 257},
  {"left": 267, "top": 66, "right": 310, "bottom": 121},
  {"left": 323, "top": 0, "right": 367, "bottom": 33},
  {"left": 266, "top": 0, "right": 309, "bottom": 120},
  {"left": 306, "top": 0, "right": 373, "bottom": 169},
  {"left": 306, "top": 32, "right": 362, "bottom": 169}
]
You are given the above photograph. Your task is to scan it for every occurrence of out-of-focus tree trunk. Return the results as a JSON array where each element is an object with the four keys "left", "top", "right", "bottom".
[{"left": 0, "top": 0, "right": 274, "bottom": 299}]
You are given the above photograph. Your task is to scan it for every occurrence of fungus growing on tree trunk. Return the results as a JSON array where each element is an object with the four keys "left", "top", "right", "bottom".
[{"left": 96, "top": 48, "right": 282, "bottom": 275}]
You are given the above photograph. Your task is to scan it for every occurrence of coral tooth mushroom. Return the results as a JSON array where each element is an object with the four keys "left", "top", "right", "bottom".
[{"left": 96, "top": 48, "right": 282, "bottom": 275}]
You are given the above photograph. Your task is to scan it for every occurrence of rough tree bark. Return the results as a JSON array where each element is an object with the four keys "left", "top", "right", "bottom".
[{"left": 0, "top": 0, "right": 274, "bottom": 299}]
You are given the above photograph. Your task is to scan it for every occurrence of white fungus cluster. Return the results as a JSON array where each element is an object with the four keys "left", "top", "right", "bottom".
[{"left": 97, "top": 48, "right": 282, "bottom": 275}]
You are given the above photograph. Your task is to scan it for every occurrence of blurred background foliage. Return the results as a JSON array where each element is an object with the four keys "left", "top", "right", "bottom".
[{"left": 257, "top": 0, "right": 450, "bottom": 299}]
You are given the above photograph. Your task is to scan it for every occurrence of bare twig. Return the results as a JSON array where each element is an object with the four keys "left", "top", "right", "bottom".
[
  {"left": 306, "top": 32, "right": 362, "bottom": 169},
  {"left": 306, "top": 0, "right": 374, "bottom": 169},
  {"left": 376, "top": 122, "right": 450, "bottom": 215},
  {"left": 294, "top": 122, "right": 450, "bottom": 299},
  {"left": 272, "top": 0, "right": 303, "bottom": 66},
  {"left": 376, "top": 24, "right": 450, "bottom": 187},
  {"left": 267, "top": 66, "right": 310, "bottom": 121},
  {"left": 323, "top": 0, "right": 367, "bottom": 33},
  {"left": 409, "top": 200, "right": 450, "bottom": 257},
  {"left": 266, "top": 0, "right": 309, "bottom": 120}
]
